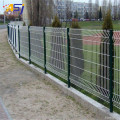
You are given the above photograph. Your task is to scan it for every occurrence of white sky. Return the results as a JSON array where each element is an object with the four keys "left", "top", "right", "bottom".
[
  {"left": 0, "top": 0, "right": 22, "bottom": 14},
  {"left": 0, "top": 0, "right": 116, "bottom": 14}
]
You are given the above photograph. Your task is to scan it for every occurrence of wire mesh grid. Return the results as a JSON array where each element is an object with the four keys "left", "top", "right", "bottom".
[
  {"left": 19, "top": 26, "right": 29, "bottom": 59},
  {"left": 30, "top": 26, "right": 44, "bottom": 67},
  {"left": 113, "top": 30, "right": 120, "bottom": 109},
  {"left": 69, "top": 29, "right": 111, "bottom": 103},
  {"left": 8, "top": 24, "right": 120, "bottom": 112},
  {"left": 45, "top": 27, "right": 68, "bottom": 80},
  {"left": 15, "top": 25, "right": 19, "bottom": 52}
]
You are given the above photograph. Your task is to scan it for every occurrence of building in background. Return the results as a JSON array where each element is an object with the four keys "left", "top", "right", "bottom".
[{"left": 54, "top": 0, "right": 96, "bottom": 20}]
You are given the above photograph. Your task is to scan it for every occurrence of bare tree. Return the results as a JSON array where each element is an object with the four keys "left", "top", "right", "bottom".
[
  {"left": 102, "top": 0, "right": 107, "bottom": 19},
  {"left": 65, "top": 0, "right": 72, "bottom": 27},
  {"left": 94, "top": 0, "right": 99, "bottom": 19},
  {"left": 118, "top": 0, "right": 120, "bottom": 20},
  {"left": 113, "top": 0, "right": 118, "bottom": 20},
  {"left": 88, "top": 0, "right": 92, "bottom": 20}
]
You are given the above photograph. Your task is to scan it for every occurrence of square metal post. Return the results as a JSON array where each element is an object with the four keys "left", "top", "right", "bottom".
[
  {"left": 28, "top": 26, "right": 31, "bottom": 64},
  {"left": 67, "top": 28, "right": 70, "bottom": 88},
  {"left": 43, "top": 27, "right": 47, "bottom": 74},
  {"left": 109, "top": 29, "right": 114, "bottom": 112}
]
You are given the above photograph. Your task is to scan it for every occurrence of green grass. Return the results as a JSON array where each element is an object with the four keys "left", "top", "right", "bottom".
[{"left": 62, "top": 20, "right": 120, "bottom": 30}]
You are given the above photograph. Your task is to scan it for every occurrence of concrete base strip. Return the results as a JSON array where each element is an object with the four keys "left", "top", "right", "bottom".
[
  {"left": 0, "top": 98, "right": 12, "bottom": 120},
  {"left": 9, "top": 41, "right": 120, "bottom": 120}
]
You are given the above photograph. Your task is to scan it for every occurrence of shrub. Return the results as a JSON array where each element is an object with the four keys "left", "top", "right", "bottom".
[
  {"left": 71, "top": 21, "right": 80, "bottom": 29},
  {"left": 23, "top": 22, "right": 26, "bottom": 26},
  {"left": 52, "top": 15, "right": 61, "bottom": 27}
]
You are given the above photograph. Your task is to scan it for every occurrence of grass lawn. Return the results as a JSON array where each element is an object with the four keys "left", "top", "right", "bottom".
[{"left": 62, "top": 20, "right": 120, "bottom": 30}]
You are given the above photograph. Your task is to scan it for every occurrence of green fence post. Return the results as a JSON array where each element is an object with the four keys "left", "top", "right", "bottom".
[
  {"left": 43, "top": 27, "right": 47, "bottom": 74},
  {"left": 109, "top": 29, "right": 114, "bottom": 112},
  {"left": 18, "top": 25, "right": 20, "bottom": 58},
  {"left": 13, "top": 25, "right": 14, "bottom": 49},
  {"left": 11, "top": 25, "right": 13, "bottom": 47},
  {"left": 15, "top": 26, "right": 16, "bottom": 51},
  {"left": 8, "top": 24, "right": 9, "bottom": 40},
  {"left": 9, "top": 26, "right": 11, "bottom": 43},
  {"left": 28, "top": 26, "right": 31, "bottom": 64},
  {"left": 67, "top": 28, "right": 70, "bottom": 88}
]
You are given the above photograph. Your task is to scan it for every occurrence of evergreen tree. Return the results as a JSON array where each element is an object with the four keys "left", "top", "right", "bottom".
[
  {"left": 74, "top": 10, "right": 78, "bottom": 19},
  {"left": 52, "top": 15, "right": 61, "bottom": 27},
  {"left": 102, "top": 10, "right": 113, "bottom": 30},
  {"left": 85, "top": 11, "right": 89, "bottom": 19}
]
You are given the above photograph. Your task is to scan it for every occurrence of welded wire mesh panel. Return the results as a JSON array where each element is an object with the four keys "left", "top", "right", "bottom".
[
  {"left": 69, "top": 29, "right": 110, "bottom": 103},
  {"left": 45, "top": 27, "right": 68, "bottom": 80},
  {"left": 19, "top": 26, "right": 29, "bottom": 59},
  {"left": 30, "top": 27, "right": 44, "bottom": 67},
  {"left": 113, "top": 31, "right": 120, "bottom": 110}
]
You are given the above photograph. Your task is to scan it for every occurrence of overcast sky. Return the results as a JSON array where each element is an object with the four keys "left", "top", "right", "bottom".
[{"left": 0, "top": 0, "right": 116, "bottom": 14}]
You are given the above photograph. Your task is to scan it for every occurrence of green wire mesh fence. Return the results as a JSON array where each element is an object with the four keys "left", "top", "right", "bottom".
[{"left": 7, "top": 24, "right": 120, "bottom": 113}]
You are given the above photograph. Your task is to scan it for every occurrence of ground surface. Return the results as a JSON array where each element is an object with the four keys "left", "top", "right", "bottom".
[
  {"left": 0, "top": 29, "right": 97, "bottom": 120},
  {"left": 0, "top": 25, "right": 7, "bottom": 29}
]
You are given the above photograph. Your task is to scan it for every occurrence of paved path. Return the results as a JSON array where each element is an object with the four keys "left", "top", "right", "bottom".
[
  {"left": 0, "top": 25, "right": 7, "bottom": 29},
  {"left": 0, "top": 29, "right": 97, "bottom": 120}
]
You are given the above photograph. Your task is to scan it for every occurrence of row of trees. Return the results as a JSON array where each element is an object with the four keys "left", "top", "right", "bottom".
[{"left": 90, "top": 0, "right": 120, "bottom": 20}]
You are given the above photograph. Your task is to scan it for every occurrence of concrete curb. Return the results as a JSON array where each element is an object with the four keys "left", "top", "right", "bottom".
[{"left": 8, "top": 41, "right": 120, "bottom": 120}]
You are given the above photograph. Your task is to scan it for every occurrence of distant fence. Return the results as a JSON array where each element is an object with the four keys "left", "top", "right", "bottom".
[{"left": 7, "top": 24, "right": 120, "bottom": 113}]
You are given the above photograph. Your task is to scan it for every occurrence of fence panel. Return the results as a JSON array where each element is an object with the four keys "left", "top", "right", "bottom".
[
  {"left": 69, "top": 29, "right": 111, "bottom": 103},
  {"left": 19, "top": 26, "right": 29, "bottom": 59},
  {"left": 8, "top": 24, "right": 120, "bottom": 112},
  {"left": 45, "top": 27, "right": 68, "bottom": 80},
  {"left": 113, "top": 30, "right": 120, "bottom": 110},
  {"left": 29, "top": 26, "right": 44, "bottom": 67}
]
